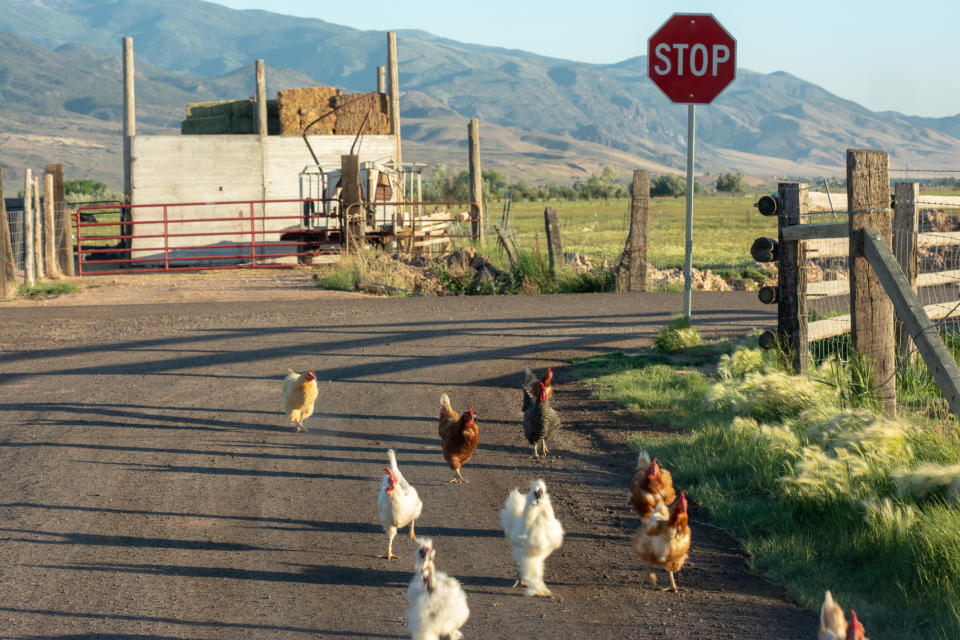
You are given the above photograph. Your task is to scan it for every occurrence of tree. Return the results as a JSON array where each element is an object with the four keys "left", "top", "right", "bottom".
[
  {"left": 715, "top": 171, "right": 747, "bottom": 193},
  {"left": 651, "top": 174, "right": 686, "bottom": 197}
]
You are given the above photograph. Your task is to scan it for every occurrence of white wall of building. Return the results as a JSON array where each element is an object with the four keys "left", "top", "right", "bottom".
[{"left": 129, "top": 134, "right": 396, "bottom": 263}]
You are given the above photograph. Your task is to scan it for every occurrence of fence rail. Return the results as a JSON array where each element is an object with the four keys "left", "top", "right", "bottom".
[{"left": 75, "top": 197, "right": 342, "bottom": 276}]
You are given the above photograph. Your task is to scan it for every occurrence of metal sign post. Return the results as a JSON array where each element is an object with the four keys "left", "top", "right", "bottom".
[
  {"left": 648, "top": 13, "right": 736, "bottom": 322},
  {"left": 683, "top": 104, "right": 695, "bottom": 319}
]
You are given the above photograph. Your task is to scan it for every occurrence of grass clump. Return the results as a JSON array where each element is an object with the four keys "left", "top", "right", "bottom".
[
  {"left": 578, "top": 327, "right": 960, "bottom": 637},
  {"left": 17, "top": 281, "right": 81, "bottom": 297},
  {"left": 652, "top": 315, "right": 703, "bottom": 353}
]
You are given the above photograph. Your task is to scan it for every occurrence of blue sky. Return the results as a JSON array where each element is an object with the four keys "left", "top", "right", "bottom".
[{"left": 210, "top": 0, "right": 958, "bottom": 118}]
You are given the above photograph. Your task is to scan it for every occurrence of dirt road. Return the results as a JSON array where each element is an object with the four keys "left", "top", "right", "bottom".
[{"left": 0, "top": 279, "right": 815, "bottom": 639}]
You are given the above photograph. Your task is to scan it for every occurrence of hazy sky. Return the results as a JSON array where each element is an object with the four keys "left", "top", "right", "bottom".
[{"left": 210, "top": 0, "right": 957, "bottom": 118}]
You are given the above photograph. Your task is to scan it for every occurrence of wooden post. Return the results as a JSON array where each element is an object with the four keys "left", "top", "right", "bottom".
[
  {"left": 32, "top": 175, "right": 44, "bottom": 280},
  {"left": 254, "top": 59, "right": 268, "bottom": 136},
  {"left": 386, "top": 32, "right": 402, "bottom": 171},
  {"left": 46, "top": 163, "right": 72, "bottom": 276},
  {"left": 377, "top": 66, "right": 386, "bottom": 94},
  {"left": 494, "top": 224, "right": 517, "bottom": 268},
  {"left": 893, "top": 181, "right": 918, "bottom": 364},
  {"left": 23, "top": 168, "right": 35, "bottom": 286},
  {"left": 863, "top": 228, "right": 960, "bottom": 420},
  {"left": 467, "top": 118, "right": 484, "bottom": 244},
  {"left": 620, "top": 170, "right": 650, "bottom": 292},
  {"left": 777, "top": 182, "right": 809, "bottom": 375},
  {"left": 544, "top": 207, "right": 562, "bottom": 276},
  {"left": 122, "top": 37, "right": 135, "bottom": 254},
  {"left": 122, "top": 36, "right": 136, "bottom": 200},
  {"left": 43, "top": 173, "right": 61, "bottom": 278},
  {"left": 848, "top": 149, "right": 895, "bottom": 417},
  {"left": 0, "top": 167, "right": 17, "bottom": 297},
  {"left": 340, "top": 155, "right": 363, "bottom": 253}
]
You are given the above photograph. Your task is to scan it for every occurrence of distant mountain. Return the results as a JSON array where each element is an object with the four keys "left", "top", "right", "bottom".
[{"left": 2, "top": 0, "right": 960, "bottom": 189}]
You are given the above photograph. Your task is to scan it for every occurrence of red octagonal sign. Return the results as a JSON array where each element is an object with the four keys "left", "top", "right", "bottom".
[{"left": 648, "top": 13, "right": 736, "bottom": 104}]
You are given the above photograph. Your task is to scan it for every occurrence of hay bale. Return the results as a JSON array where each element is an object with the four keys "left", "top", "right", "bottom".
[
  {"left": 332, "top": 92, "right": 391, "bottom": 135},
  {"left": 300, "top": 107, "right": 335, "bottom": 135},
  {"left": 185, "top": 99, "right": 236, "bottom": 118},
  {"left": 277, "top": 87, "right": 339, "bottom": 136},
  {"left": 181, "top": 115, "right": 235, "bottom": 135}
]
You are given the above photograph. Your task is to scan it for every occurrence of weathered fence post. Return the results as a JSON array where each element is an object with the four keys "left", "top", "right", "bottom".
[
  {"left": 387, "top": 32, "right": 402, "bottom": 171},
  {"left": 543, "top": 206, "right": 562, "bottom": 277},
  {"left": 33, "top": 175, "right": 44, "bottom": 279},
  {"left": 23, "top": 168, "right": 35, "bottom": 286},
  {"left": 468, "top": 118, "right": 484, "bottom": 244},
  {"left": 340, "top": 154, "right": 363, "bottom": 254},
  {"left": 848, "top": 148, "right": 896, "bottom": 417},
  {"left": 254, "top": 59, "right": 268, "bottom": 136},
  {"left": 377, "top": 66, "right": 385, "bottom": 94},
  {"left": 0, "top": 167, "right": 17, "bottom": 297},
  {"left": 46, "top": 163, "right": 72, "bottom": 276},
  {"left": 617, "top": 170, "right": 650, "bottom": 292},
  {"left": 778, "top": 182, "right": 809, "bottom": 375},
  {"left": 893, "top": 181, "right": 919, "bottom": 364},
  {"left": 122, "top": 36, "right": 136, "bottom": 253},
  {"left": 43, "top": 172, "right": 61, "bottom": 278}
]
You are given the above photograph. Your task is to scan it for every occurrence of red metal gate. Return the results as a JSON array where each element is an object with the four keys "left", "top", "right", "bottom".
[{"left": 75, "top": 197, "right": 342, "bottom": 276}]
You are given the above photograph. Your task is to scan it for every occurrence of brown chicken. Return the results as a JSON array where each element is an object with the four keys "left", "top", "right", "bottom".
[
  {"left": 632, "top": 491, "right": 690, "bottom": 592},
  {"left": 438, "top": 393, "right": 479, "bottom": 483},
  {"left": 281, "top": 369, "right": 318, "bottom": 432},
  {"left": 629, "top": 451, "right": 676, "bottom": 518},
  {"left": 819, "top": 591, "right": 869, "bottom": 640}
]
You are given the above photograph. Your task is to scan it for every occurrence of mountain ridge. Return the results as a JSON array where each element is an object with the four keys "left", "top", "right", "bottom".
[{"left": 2, "top": 0, "right": 960, "bottom": 189}]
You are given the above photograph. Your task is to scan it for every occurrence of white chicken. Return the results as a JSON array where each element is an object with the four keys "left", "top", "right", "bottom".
[
  {"left": 405, "top": 538, "right": 470, "bottom": 640},
  {"left": 378, "top": 449, "right": 423, "bottom": 560},
  {"left": 499, "top": 478, "right": 564, "bottom": 597}
]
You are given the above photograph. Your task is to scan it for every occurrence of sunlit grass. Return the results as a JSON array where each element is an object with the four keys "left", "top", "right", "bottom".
[
  {"left": 574, "top": 335, "right": 960, "bottom": 638},
  {"left": 500, "top": 193, "right": 775, "bottom": 269}
]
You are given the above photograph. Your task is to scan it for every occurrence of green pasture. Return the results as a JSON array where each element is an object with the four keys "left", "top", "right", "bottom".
[{"left": 498, "top": 194, "right": 775, "bottom": 269}]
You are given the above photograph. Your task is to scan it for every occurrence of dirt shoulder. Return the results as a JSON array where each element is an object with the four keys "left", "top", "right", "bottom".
[{"left": 3, "top": 268, "right": 362, "bottom": 307}]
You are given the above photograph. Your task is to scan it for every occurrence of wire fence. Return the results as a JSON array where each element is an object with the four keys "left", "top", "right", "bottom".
[{"left": 800, "top": 187, "right": 960, "bottom": 421}]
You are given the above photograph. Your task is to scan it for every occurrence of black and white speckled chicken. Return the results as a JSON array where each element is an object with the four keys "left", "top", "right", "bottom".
[
  {"left": 522, "top": 381, "right": 560, "bottom": 459},
  {"left": 521, "top": 367, "right": 553, "bottom": 413}
]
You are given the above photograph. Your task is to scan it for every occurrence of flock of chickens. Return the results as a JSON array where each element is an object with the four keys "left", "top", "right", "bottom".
[{"left": 281, "top": 367, "right": 869, "bottom": 640}]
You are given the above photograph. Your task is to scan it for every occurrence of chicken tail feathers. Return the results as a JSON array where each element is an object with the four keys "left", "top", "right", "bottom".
[
  {"left": 440, "top": 393, "right": 452, "bottom": 412},
  {"left": 387, "top": 448, "right": 399, "bottom": 474}
]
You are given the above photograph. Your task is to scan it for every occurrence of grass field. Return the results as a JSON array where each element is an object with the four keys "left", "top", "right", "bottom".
[{"left": 498, "top": 194, "right": 776, "bottom": 269}]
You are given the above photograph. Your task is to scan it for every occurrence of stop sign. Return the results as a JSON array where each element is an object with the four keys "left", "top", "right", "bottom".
[{"left": 648, "top": 13, "right": 736, "bottom": 104}]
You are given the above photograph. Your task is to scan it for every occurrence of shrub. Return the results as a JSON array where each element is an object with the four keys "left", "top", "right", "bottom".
[{"left": 715, "top": 171, "right": 747, "bottom": 193}]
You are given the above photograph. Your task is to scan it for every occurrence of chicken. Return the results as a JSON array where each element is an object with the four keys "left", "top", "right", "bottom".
[
  {"left": 632, "top": 491, "right": 690, "bottom": 592},
  {"left": 628, "top": 451, "right": 676, "bottom": 518},
  {"left": 406, "top": 538, "right": 470, "bottom": 640},
  {"left": 282, "top": 369, "right": 318, "bottom": 432},
  {"left": 499, "top": 478, "right": 565, "bottom": 597},
  {"left": 521, "top": 367, "right": 553, "bottom": 413},
  {"left": 818, "top": 591, "right": 869, "bottom": 640},
  {"left": 438, "top": 394, "right": 479, "bottom": 483},
  {"left": 523, "top": 381, "right": 561, "bottom": 459},
  {"left": 378, "top": 449, "right": 424, "bottom": 560}
]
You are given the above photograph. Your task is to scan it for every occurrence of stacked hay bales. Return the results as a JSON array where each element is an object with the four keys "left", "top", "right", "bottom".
[
  {"left": 181, "top": 99, "right": 279, "bottom": 134},
  {"left": 182, "top": 88, "right": 390, "bottom": 136},
  {"left": 277, "top": 88, "right": 390, "bottom": 136}
]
